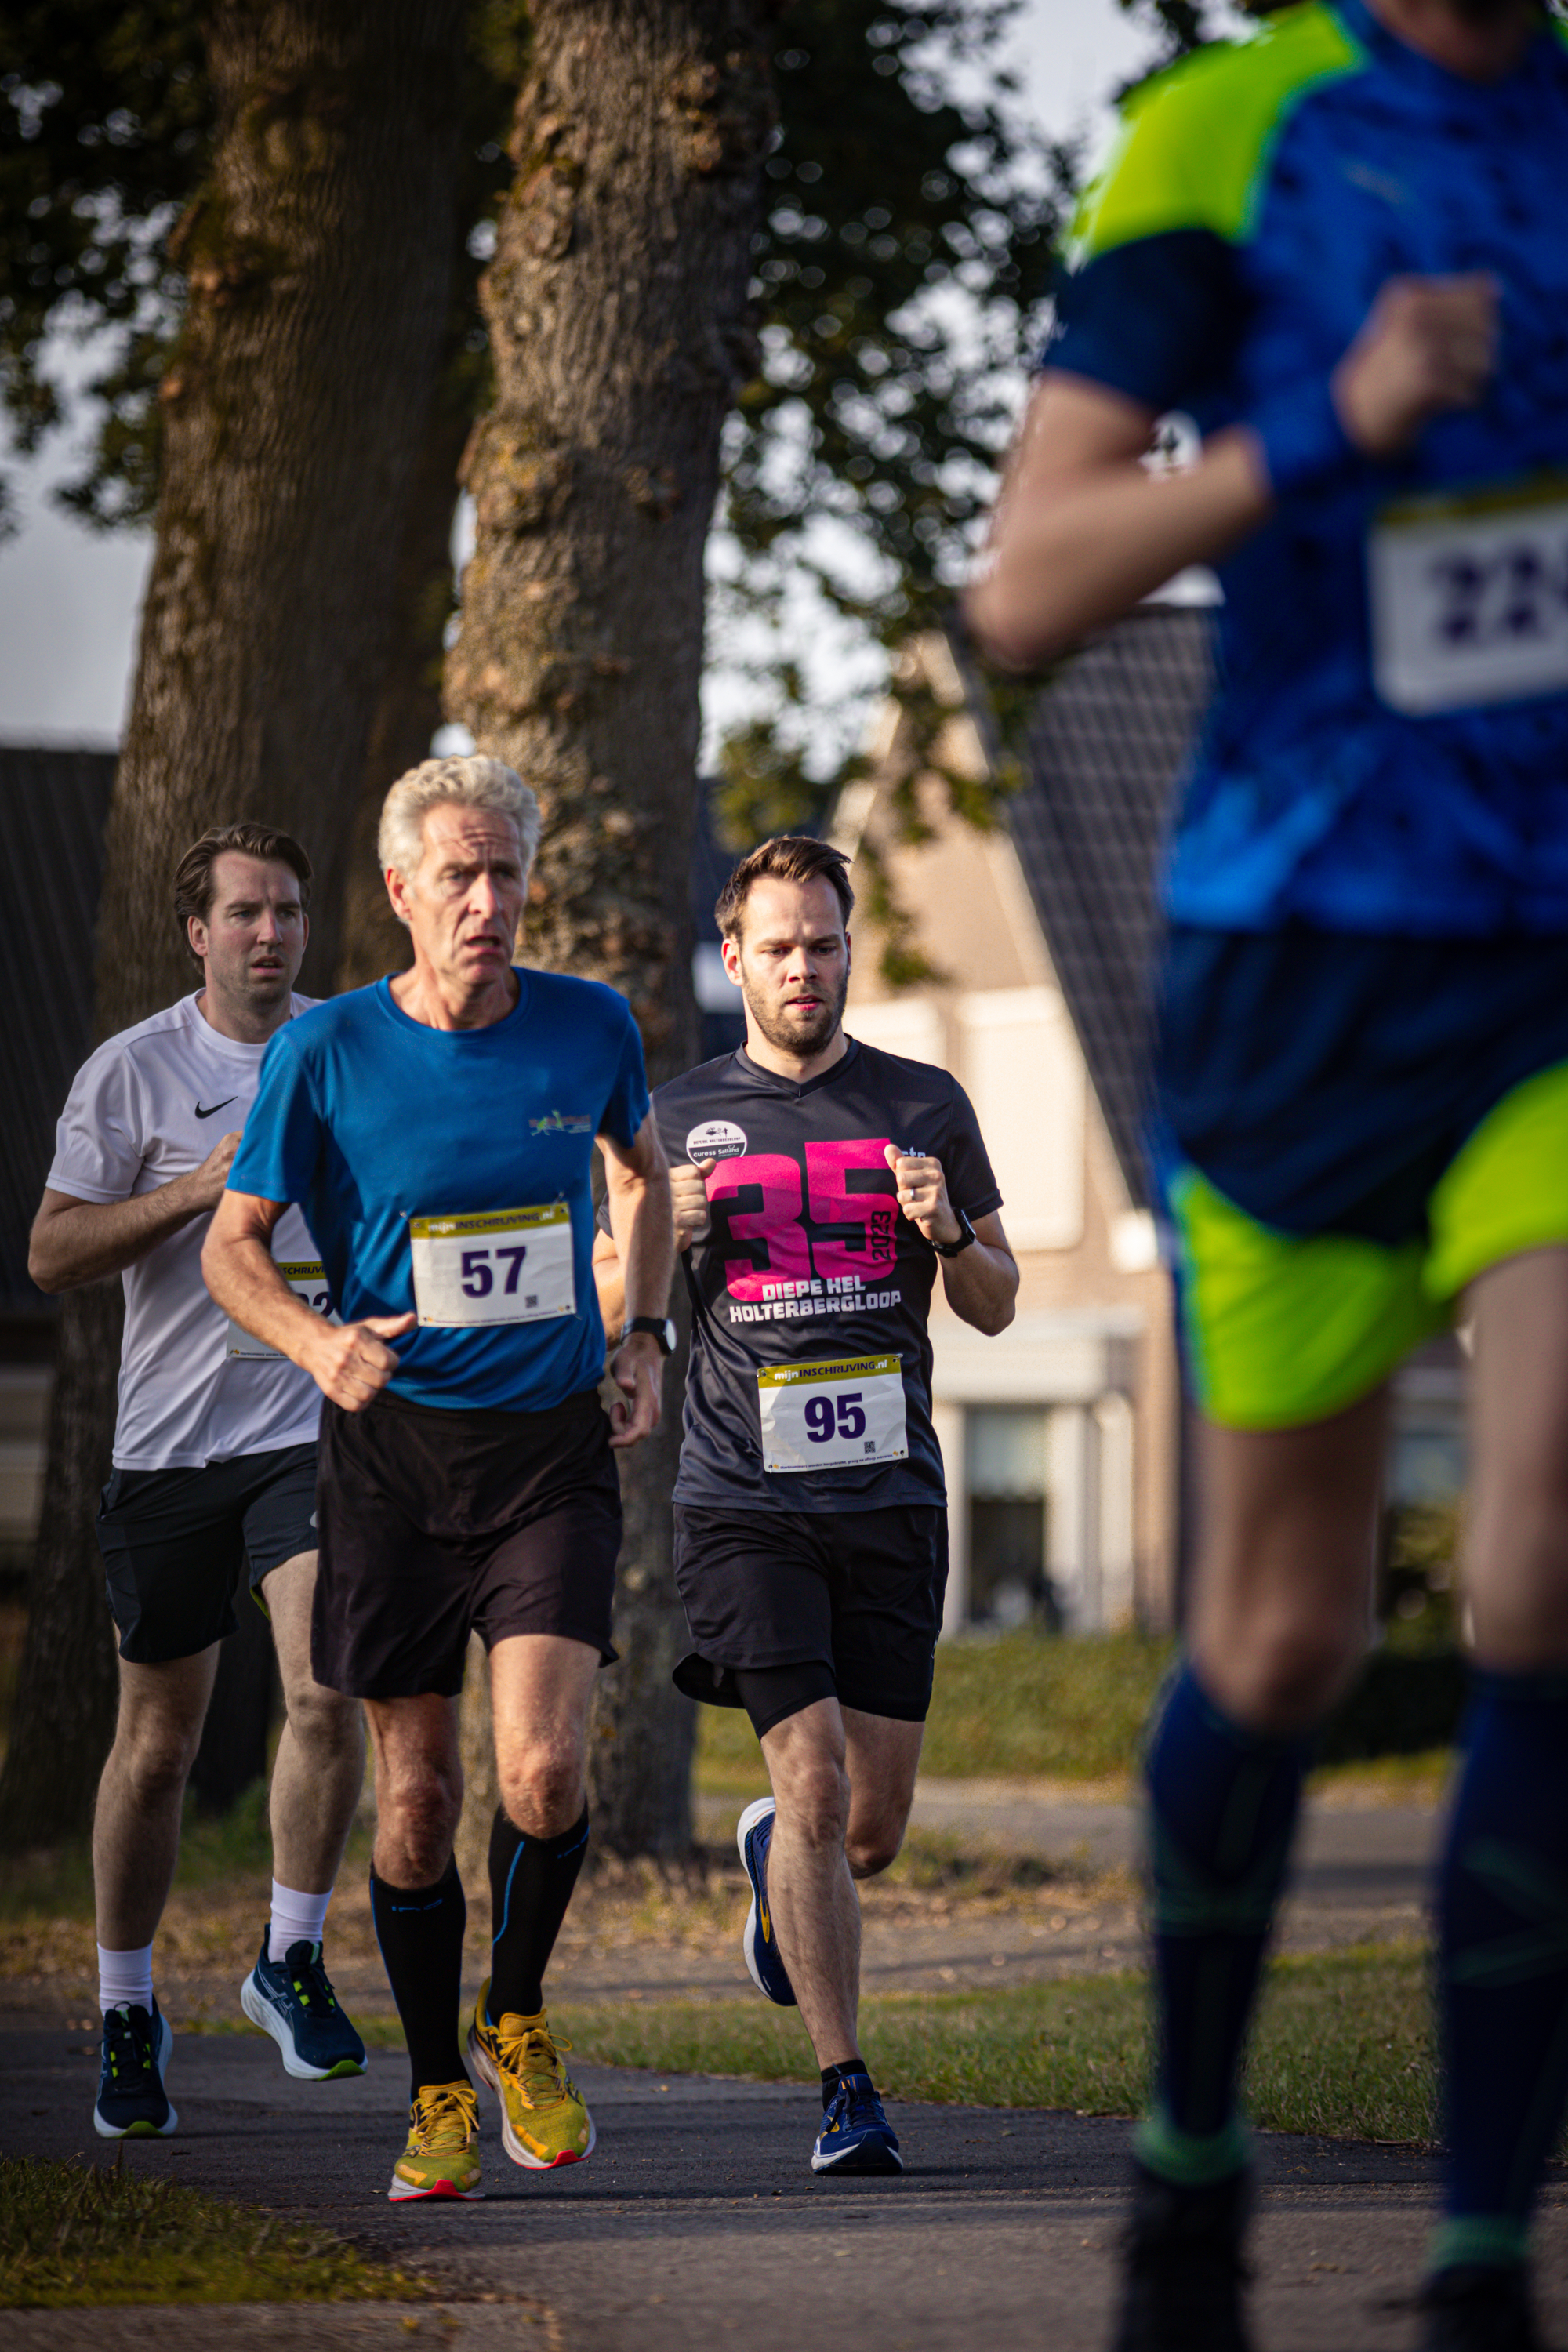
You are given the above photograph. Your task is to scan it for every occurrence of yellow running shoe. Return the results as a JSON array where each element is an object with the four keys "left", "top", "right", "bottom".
[
  {"left": 388, "top": 2079, "right": 483, "bottom": 2202},
  {"left": 468, "top": 1980, "right": 595, "bottom": 2169}
]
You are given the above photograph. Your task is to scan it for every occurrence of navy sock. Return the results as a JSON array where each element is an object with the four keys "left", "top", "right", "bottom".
[
  {"left": 821, "top": 2059, "right": 870, "bottom": 2107},
  {"left": 487, "top": 1805, "right": 589, "bottom": 2022},
  {"left": 369, "top": 1858, "right": 467, "bottom": 2101},
  {"left": 1138, "top": 1661, "right": 1310, "bottom": 2186},
  {"left": 1434, "top": 1668, "right": 1568, "bottom": 2275}
]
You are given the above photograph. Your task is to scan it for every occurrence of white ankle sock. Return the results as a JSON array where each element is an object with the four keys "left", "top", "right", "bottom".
[
  {"left": 268, "top": 1879, "right": 332, "bottom": 1963},
  {"left": 98, "top": 1943, "right": 154, "bottom": 2015}
]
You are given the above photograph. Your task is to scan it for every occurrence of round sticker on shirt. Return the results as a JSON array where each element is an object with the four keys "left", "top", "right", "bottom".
[{"left": 687, "top": 1120, "right": 748, "bottom": 1163}]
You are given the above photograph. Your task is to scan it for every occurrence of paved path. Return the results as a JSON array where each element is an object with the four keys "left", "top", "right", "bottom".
[{"left": 7, "top": 2027, "right": 1568, "bottom": 2350}]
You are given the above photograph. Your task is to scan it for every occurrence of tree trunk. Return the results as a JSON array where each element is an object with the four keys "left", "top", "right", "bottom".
[
  {"left": 187, "top": 1595, "right": 280, "bottom": 1814},
  {"left": 335, "top": 372, "right": 474, "bottom": 993},
  {"left": 0, "top": 0, "right": 468, "bottom": 1849},
  {"left": 444, "top": 0, "right": 777, "bottom": 1855},
  {"left": 0, "top": 1285, "right": 122, "bottom": 1848}
]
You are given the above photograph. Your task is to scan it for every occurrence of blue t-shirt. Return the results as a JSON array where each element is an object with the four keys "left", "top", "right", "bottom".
[
  {"left": 227, "top": 971, "right": 650, "bottom": 1414},
  {"left": 1051, "top": 0, "right": 1568, "bottom": 937}
]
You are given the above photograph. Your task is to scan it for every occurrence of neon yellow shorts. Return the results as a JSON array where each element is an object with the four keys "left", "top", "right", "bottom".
[{"left": 1168, "top": 1058, "right": 1568, "bottom": 1430}]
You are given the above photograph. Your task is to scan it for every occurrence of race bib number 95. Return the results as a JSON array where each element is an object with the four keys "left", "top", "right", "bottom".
[
  {"left": 1370, "top": 474, "right": 1568, "bottom": 715},
  {"left": 757, "top": 1354, "right": 908, "bottom": 1475},
  {"left": 226, "top": 1261, "right": 335, "bottom": 1359},
  {"left": 409, "top": 1204, "right": 575, "bottom": 1328}
]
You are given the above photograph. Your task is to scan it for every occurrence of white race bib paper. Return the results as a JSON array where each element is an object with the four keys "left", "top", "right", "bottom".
[
  {"left": 409, "top": 1204, "right": 575, "bottom": 1328},
  {"left": 226, "top": 1261, "right": 336, "bottom": 1360},
  {"left": 757, "top": 1353, "right": 908, "bottom": 1476},
  {"left": 1369, "top": 474, "right": 1568, "bottom": 716}
]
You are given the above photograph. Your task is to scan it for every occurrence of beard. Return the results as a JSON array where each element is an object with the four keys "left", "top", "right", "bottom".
[
  {"left": 742, "top": 964, "right": 849, "bottom": 1057},
  {"left": 1443, "top": 0, "right": 1526, "bottom": 18}
]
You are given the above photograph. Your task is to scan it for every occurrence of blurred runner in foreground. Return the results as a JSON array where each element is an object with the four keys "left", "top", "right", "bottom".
[{"left": 968, "top": 3, "right": 1568, "bottom": 2347}]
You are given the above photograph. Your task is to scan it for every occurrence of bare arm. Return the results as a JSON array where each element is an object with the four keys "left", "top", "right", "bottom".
[
  {"left": 201, "top": 1189, "right": 415, "bottom": 1411},
  {"left": 29, "top": 1132, "right": 242, "bottom": 1294},
  {"left": 885, "top": 1148, "right": 1018, "bottom": 1338},
  {"left": 598, "top": 1112, "right": 674, "bottom": 1451},
  {"left": 593, "top": 1148, "right": 710, "bottom": 1335},
  {"left": 966, "top": 277, "right": 1498, "bottom": 672},
  {"left": 965, "top": 374, "right": 1269, "bottom": 670}
]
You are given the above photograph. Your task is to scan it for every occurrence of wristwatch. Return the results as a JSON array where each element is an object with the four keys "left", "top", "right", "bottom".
[
  {"left": 933, "top": 1208, "right": 978, "bottom": 1260},
  {"left": 621, "top": 1315, "right": 677, "bottom": 1356}
]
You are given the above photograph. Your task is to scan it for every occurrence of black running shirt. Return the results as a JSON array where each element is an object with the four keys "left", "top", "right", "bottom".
[{"left": 652, "top": 1039, "right": 1000, "bottom": 1515}]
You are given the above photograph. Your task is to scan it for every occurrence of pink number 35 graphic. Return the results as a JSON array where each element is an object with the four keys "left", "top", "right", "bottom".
[{"left": 706, "top": 1138, "right": 898, "bottom": 1303}]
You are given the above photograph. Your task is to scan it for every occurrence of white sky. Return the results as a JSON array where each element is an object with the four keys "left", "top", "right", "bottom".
[{"left": 0, "top": 0, "right": 1187, "bottom": 749}]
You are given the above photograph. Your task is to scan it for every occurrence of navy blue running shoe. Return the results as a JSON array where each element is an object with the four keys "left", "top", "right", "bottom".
[
  {"left": 736, "top": 1796, "right": 796, "bottom": 2007},
  {"left": 241, "top": 1932, "right": 368, "bottom": 2080},
  {"left": 1421, "top": 2266, "right": 1541, "bottom": 2352},
  {"left": 812, "top": 2071, "right": 902, "bottom": 2176},
  {"left": 93, "top": 2000, "right": 176, "bottom": 2139}
]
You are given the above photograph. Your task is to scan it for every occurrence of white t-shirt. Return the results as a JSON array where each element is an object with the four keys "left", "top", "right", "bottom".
[{"left": 47, "top": 992, "right": 325, "bottom": 1471}]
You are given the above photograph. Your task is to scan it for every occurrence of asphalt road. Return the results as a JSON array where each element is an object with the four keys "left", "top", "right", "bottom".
[{"left": 8, "top": 2026, "right": 1568, "bottom": 2351}]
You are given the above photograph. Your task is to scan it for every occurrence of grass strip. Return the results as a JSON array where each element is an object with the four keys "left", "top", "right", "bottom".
[
  {"left": 0, "top": 2154, "right": 428, "bottom": 2310},
  {"left": 563, "top": 1944, "right": 1438, "bottom": 2146},
  {"left": 697, "top": 1629, "right": 1177, "bottom": 1795}
]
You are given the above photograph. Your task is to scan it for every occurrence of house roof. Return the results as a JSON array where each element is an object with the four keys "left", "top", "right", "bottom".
[
  {"left": 1000, "top": 606, "right": 1214, "bottom": 1210},
  {"left": 0, "top": 745, "right": 118, "bottom": 1317}
]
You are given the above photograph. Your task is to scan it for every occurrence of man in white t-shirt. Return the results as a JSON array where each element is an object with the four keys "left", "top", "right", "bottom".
[{"left": 30, "top": 821, "right": 368, "bottom": 2139}]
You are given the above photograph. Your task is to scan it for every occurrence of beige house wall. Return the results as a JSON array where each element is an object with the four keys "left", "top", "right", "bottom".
[{"left": 837, "top": 682, "right": 1181, "bottom": 1632}]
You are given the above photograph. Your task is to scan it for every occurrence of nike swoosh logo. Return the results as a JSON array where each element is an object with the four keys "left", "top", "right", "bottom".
[{"left": 194, "top": 1098, "right": 238, "bottom": 1120}]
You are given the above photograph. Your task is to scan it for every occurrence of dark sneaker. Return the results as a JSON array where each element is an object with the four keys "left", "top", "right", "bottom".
[
  {"left": 811, "top": 2071, "right": 903, "bottom": 2176},
  {"left": 93, "top": 2000, "right": 176, "bottom": 2139},
  {"left": 737, "top": 1796, "right": 797, "bottom": 2007},
  {"left": 241, "top": 1932, "right": 368, "bottom": 2080},
  {"left": 1112, "top": 2160, "right": 1253, "bottom": 2351},
  {"left": 1421, "top": 2266, "right": 1541, "bottom": 2352}
]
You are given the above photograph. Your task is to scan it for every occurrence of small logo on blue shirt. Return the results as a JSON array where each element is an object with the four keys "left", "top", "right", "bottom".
[{"left": 528, "top": 1109, "right": 593, "bottom": 1135}]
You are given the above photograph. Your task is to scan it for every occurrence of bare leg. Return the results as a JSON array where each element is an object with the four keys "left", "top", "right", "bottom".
[
  {"left": 1465, "top": 1249, "right": 1568, "bottom": 1667},
  {"left": 760, "top": 1701, "right": 927, "bottom": 2069},
  {"left": 1187, "top": 1385, "right": 1389, "bottom": 1735},
  {"left": 488, "top": 1633, "right": 598, "bottom": 1836},
  {"left": 261, "top": 1551, "right": 365, "bottom": 1893},
  {"left": 365, "top": 1693, "right": 463, "bottom": 1886},
  {"left": 93, "top": 1648, "right": 220, "bottom": 1951}
]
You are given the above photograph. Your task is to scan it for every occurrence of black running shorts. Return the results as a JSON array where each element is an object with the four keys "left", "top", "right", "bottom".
[
  {"left": 312, "top": 1386, "right": 622, "bottom": 1700},
  {"left": 671, "top": 1503, "right": 948, "bottom": 1724},
  {"left": 96, "top": 1443, "right": 318, "bottom": 1666}
]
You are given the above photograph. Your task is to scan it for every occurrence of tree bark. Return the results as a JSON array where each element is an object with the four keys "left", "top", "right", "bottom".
[
  {"left": 0, "top": 1285, "right": 122, "bottom": 1846},
  {"left": 444, "top": 0, "right": 778, "bottom": 1855},
  {"left": 335, "top": 372, "right": 474, "bottom": 993},
  {"left": 0, "top": 0, "right": 468, "bottom": 1850}
]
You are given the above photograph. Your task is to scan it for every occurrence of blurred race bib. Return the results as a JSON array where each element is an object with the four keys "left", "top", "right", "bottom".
[
  {"left": 226, "top": 1261, "right": 336, "bottom": 1359},
  {"left": 1370, "top": 473, "right": 1568, "bottom": 715},
  {"left": 409, "top": 1203, "right": 575, "bottom": 1328}
]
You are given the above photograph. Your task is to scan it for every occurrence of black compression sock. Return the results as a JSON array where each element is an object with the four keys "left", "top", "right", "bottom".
[
  {"left": 369, "top": 1859, "right": 467, "bottom": 2100},
  {"left": 487, "top": 1805, "right": 590, "bottom": 2021},
  {"left": 822, "top": 2060, "right": 871, "bottom": 2107}
]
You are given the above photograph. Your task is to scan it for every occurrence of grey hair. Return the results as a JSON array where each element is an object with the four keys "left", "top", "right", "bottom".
[{"left": 377, "top": 754, "right": 543, "bottom": 887}]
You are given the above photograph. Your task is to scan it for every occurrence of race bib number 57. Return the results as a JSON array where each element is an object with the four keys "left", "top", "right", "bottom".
[
  {"left": 757, "top": 1354, "right": 908, "bottom": 1475},
  {"left": 409, "top": 1204, "right": 575, "bottom": 1328},
  {"left": 1370, "top": 474, "right": 1568, "bottom": 715}
]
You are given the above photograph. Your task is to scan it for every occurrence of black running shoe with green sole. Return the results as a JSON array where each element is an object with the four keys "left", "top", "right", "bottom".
[
  {"left": 1112, "top": 2161, "right": 1254, "bottom": 2351},
  {"left": 93, "top": 2000, "right": 176, "bottom": 2139}
]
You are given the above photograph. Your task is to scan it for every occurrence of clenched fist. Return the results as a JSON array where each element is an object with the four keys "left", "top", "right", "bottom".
[{"left": 303, "top": 1312, "right": 418, "bottom": 1412}]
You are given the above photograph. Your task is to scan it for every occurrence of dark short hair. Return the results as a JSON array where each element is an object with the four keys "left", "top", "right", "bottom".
[
  {"left": 714, "top": 835, "right": 854, "bottom": 942},
  {"left": 173, "top": 822, "right": 313, "bottom": 966}
]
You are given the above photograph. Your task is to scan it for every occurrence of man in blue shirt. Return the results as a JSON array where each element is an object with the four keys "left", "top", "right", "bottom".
[
  {"left": 204, "top": 754, "right": 673, "bottom": 2203},
  {"left": 971, "top": 4, "right": 1568, "bottom": 2348}
]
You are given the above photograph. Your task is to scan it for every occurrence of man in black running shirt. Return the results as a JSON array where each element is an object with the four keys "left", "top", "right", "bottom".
[{"left": 595, "top": 835, "right": 1017, "bottom": 2173}]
